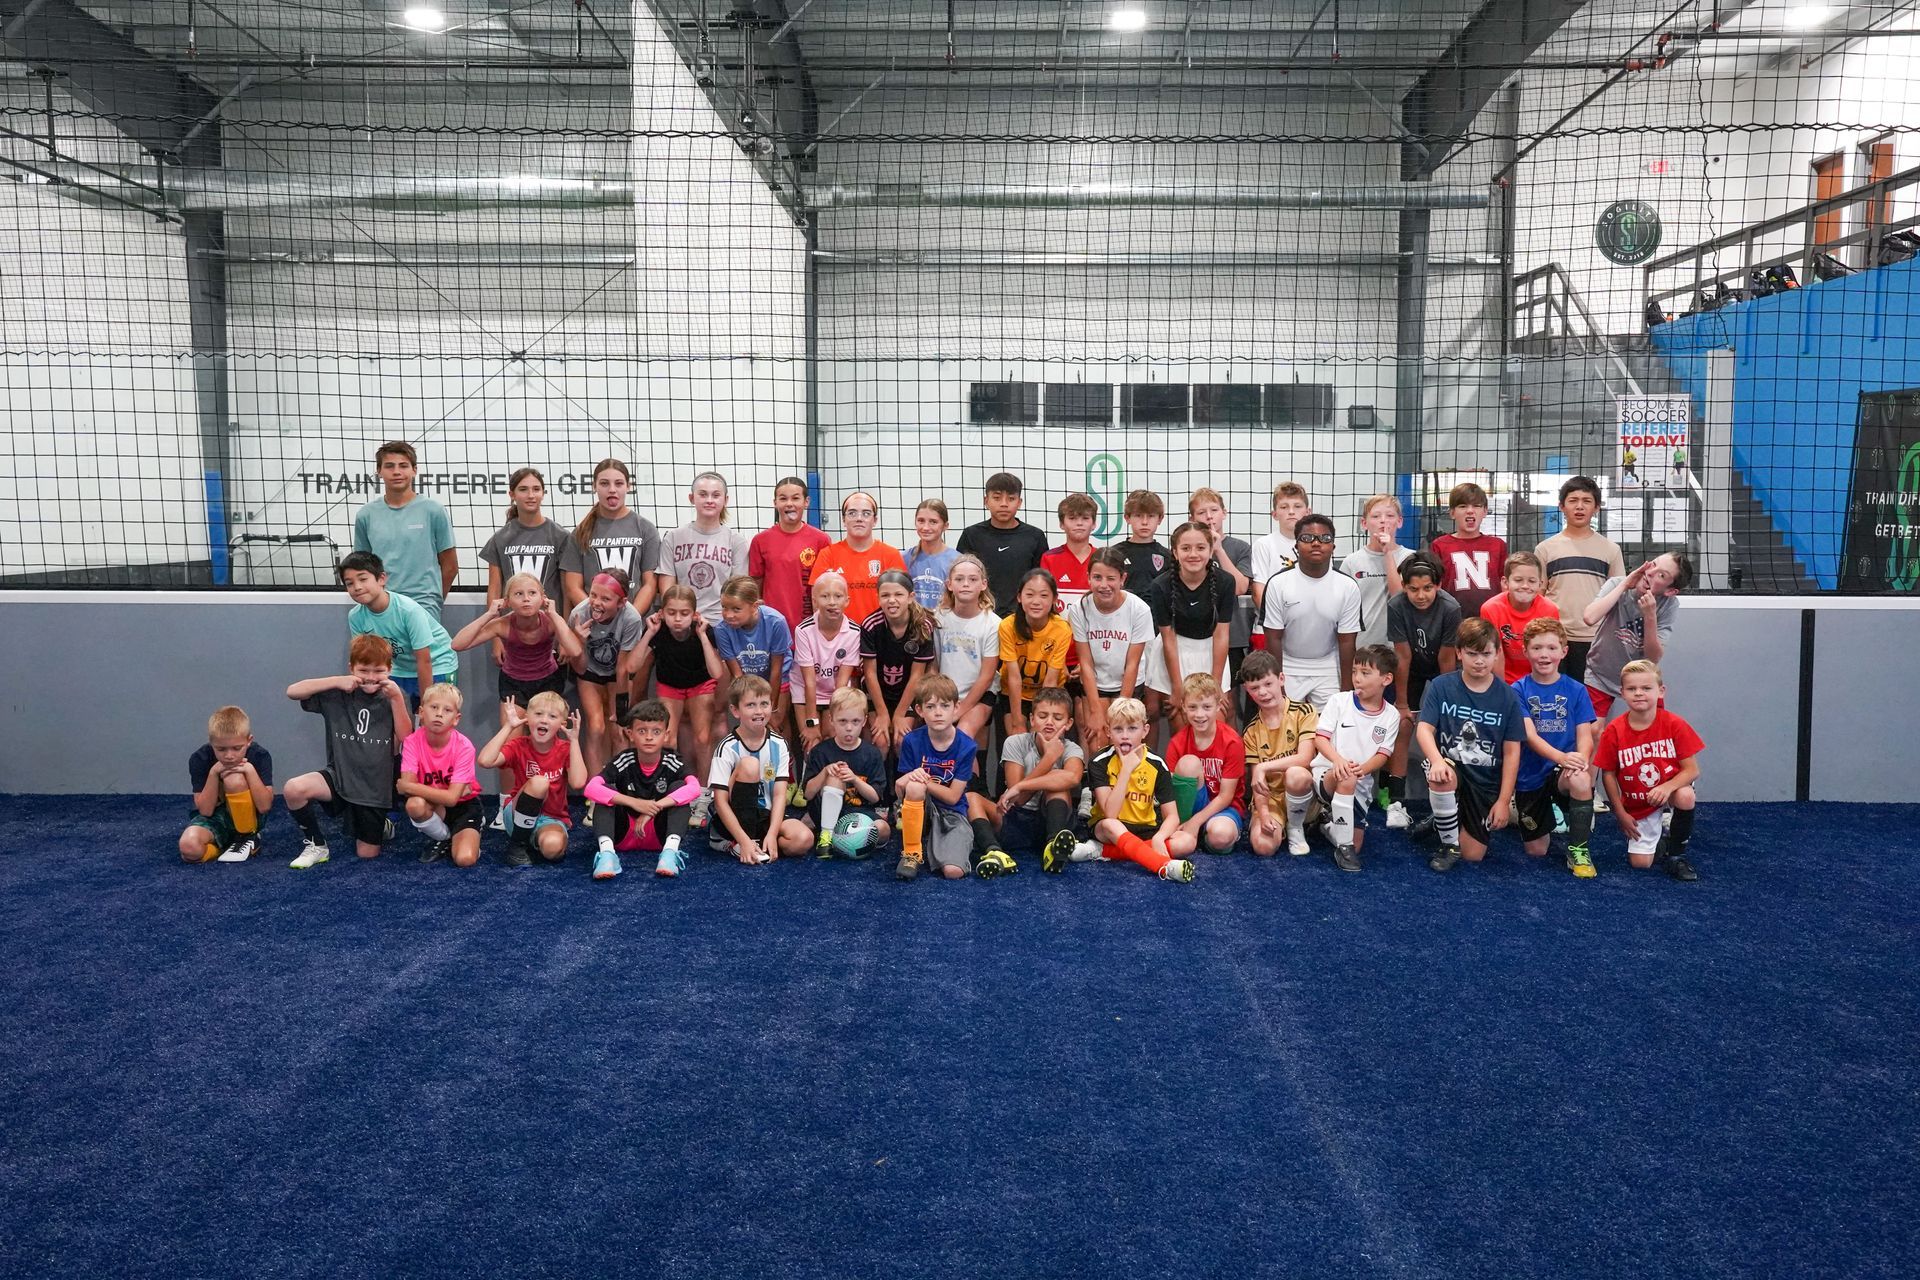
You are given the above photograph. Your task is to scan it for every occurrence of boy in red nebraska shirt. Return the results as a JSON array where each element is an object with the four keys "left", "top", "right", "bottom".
[
  {"left": 479, "top": 690, "right": 588, "bottom": 868},
  {"left": 1430, "top": 481, "right": 1508, "bottom": 619},
  {"left": 1166, "top": 673, "right": 1246, "bottom": 854},
  {"left": 1593, "top": 659, "right": 1704, "bottom": 882},
  {"left": 1479, "top": 552, "right": 1561, "bottom": 683}
]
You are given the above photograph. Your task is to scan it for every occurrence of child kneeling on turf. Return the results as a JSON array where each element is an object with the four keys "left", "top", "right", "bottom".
[
  {"left": 1512, "top": 617, "right": 1599, "bottom": 878},
  {"left": 478, "top": 692, "right": 587, "bottom": 868},
  {"left": 708, "top": 675, "right": 812, "bottom": 865},
  {"left": 1081, "top": 698, "right": 1196, "bottom": 882},
  {"left": 1416, "top": 618, "right": 1526, "bottom": 873},
  {"left": 179, "top": 705, "right": 274, "bottom": 863},
  {"left": 1167, "top": 673, "right": 1246, "bottom": 855},
  {"left": 802, "top": 687, "right": 892, "bottom": 857},
  {"left": 1312, "top": 645, "right": 1400, "bottom": 872},
  {"left": 283, "top": 635, "right": 412, "bottom": 867},
  {"left": 1593, "top": 659, "right": 1704, "bottom": 881},
  {"left": 586, "top": 700, "right": 700, "bottom": 880},
  {"left": 1240, "top": 651, "right": 1320, "bottom": 857},
  {"left": 893, "top": 675, "right": 979, "bottom": 881},
  {"left": 398, "top": 684, "right": 485, "bottom": 867},
  {"left": 966, "top": 685, "right": 1084, "bottom": 876}
]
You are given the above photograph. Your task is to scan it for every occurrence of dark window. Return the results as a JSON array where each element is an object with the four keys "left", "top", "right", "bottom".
[
  {"left": 1194, "top": 384, "right": 1262, "bottom": 425},
  {"left": 970, "top": 382, "right": 1039, "bottom": 424},
  {"left": 1045, "top": 383, "right": 1113, "bottom": 426},
  {"left": 1123, "top": 384, "right": 1189, "bottom": 427},
  {"left": 1266, "top": 383, "right": 1336, "bottom": 427}
]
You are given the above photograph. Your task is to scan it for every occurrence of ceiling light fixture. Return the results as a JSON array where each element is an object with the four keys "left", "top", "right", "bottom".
[
  {"left": 1110, "top": 7, "right": 1149, "bottom": 33},
  {"left": 1783, "top": 4, "right": 1834, "bottom": 30},
  {"left": 402, "top": 6, "right": 447, "bottom": 33}
]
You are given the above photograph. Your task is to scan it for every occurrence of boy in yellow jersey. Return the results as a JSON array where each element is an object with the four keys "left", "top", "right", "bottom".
[{"left": 1075, "top": 697, "right": 1196, "bottom": 882}]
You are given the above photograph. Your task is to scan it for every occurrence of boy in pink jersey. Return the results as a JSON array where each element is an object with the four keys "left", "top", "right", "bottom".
[{"left": 398, "top": 684, "right": 485, "bottom": 867}]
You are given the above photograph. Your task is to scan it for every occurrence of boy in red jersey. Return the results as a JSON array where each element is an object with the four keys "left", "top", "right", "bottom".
[{"left": 1593, "top": 659, "right": 1704, "bottom": 881}]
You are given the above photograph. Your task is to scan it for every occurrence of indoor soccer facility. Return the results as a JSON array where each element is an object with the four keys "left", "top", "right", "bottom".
[{"left": 3, "top": 3, "right": 1916, "bottom": 1275}]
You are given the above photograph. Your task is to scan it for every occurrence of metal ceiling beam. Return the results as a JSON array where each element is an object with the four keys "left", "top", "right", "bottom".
[
  {"left": 1399, "top": 0, "right": 1586, "bottom": 179},
  {"left": 0, "top": 0, "right": 220, "bottom": 162}
]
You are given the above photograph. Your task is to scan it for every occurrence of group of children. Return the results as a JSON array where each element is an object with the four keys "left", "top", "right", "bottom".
[{"left": 179, "top": 451, "right": 1706, "bottom": 885}]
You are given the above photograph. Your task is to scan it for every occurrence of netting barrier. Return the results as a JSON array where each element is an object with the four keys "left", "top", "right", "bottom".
[{"left": 3, "top": 1, "right": 1918, "bottom": 594}]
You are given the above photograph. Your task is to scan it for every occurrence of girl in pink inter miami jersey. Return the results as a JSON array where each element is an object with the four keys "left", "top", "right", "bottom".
[{"left": 792, "top": 570, "right": 863, "bottom": 755}]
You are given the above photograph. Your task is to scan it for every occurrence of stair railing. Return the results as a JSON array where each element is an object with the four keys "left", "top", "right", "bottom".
[{"left": 1511, "top": 262, "right": 1645, "bottom": 396}]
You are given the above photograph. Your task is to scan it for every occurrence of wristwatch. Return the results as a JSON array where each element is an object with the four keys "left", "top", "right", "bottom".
[{"left": 804, "top": 717, "right": 819, "bottom": 727}]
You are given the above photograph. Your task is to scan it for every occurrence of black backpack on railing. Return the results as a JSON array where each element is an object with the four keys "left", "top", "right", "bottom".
[
  {"left": 1697, "top": 282, "right": 1748, "bottom": 312},
  {"left": 1812, "top": 250, "right": 1856, "bottom": 281},
  {"left": 1645, "top": 297, "right": 1667, "bottom": 329},
  {"left": 1874, "top": 231, "right": 1920, "bottom": 266},
  {"left": 1763, "top": 262, "right": 1800, "bottom": 293}
]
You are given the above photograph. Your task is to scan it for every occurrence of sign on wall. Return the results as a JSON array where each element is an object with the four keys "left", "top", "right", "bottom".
[
  {"left": 1614, "top": 393, "right": 1691, "bottom": 491},
  {"left": 1595, "top": 199, "right": 1664, "bottom": 266},
  {"left": 1839, "top": 389, "right": 1920, "bottom": 593}
]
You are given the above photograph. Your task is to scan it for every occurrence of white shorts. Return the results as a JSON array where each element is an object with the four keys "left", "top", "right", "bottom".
[
  {"left": 1624, "top": 809, "right": 1666, "bottom": 856},
  {"left": 1144, "top": 633, "right": 1232, "bottom": 695},
  {"left": 1311, "top": 758, "right": 1373, "bottom": 817},
  {"left": 1283, "top": 667, "right": 1339, "bottom": 711}
]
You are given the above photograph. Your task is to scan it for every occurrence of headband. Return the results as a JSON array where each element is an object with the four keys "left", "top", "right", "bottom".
[{"left": 593, "top": 573, "right": 625, "bottom": 594}]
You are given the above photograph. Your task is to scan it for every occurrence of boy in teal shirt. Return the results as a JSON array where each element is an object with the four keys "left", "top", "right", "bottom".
[
  {"left": 353, "top": 440, "right": 457, "bottom": 622},
  {"left": 339, "top": 550, "right": 457, "bottom": 703}
]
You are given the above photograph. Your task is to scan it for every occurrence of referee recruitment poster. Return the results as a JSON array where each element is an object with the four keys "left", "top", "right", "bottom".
[{"left": 1614, "top": 393, "right": 1691, "bottom": 491}]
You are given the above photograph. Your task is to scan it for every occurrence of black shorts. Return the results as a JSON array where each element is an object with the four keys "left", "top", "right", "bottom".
[
  {"left": 445, "top": 797, "right": 487, "bottom": 835},
  {"left": 1563, "top": 641, "right": 1591, "bottom": 686},
  {"left": 498, "top": 667, "right": 567, "bottom": 706},
  {"left": 1000, "top": 805, "right": 1049, "bottom": 853},
  {"left": 1452, "top": 780, "right": 1494, "bottom": 845},
  {"left": 1406, "top": 670, "right": 1432, "bottom": 710},
  {"left": 1515, "top": 785, "right": 1570, "bottom": 841},
  {"left": 319, "top": 770, "right": 395, "bottom": 846},
  {"left": 725, "top": 782, "right": 771, "bottom": 843},
  {"left": 1120, "top": 820, "right": 1160, "bottom": 842},
  {"left": 577, "top": 668, "right": 617, "bottom": 686}
]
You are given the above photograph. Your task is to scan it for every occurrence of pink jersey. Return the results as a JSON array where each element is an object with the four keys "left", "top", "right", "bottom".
[
  {"left": 400, "top": 729, "right": 480, "bottom": 801},
  {"left": 791, "top": 613, "right": 863, "bottom": 707}
]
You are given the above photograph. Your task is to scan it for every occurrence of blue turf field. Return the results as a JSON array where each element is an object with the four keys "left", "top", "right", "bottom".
[{"left": 2, "top": 797, "right": 1915, "bottom": 1278}]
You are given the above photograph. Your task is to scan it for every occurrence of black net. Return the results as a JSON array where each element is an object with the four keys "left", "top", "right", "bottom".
[{"left": 3, "top": 1, "right": 1917, "bottom": 593}]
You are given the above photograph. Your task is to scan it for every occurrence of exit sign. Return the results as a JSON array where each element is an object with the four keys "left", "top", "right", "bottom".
[{"left": 1647, "top": 159, "right": 1673, "bottom": 175}]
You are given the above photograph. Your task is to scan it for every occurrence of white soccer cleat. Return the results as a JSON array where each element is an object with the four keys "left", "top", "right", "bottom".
[{"left": 1385, "top": 802, "right": 1410, "bottom": 830}]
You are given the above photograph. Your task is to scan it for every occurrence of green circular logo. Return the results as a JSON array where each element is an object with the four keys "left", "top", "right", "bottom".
[{"left": 1596, "top": 200, "right": 1663, "bottom": 265}]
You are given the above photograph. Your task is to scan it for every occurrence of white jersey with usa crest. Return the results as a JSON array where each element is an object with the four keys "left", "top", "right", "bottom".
[{"left": 1315, "top": 690, "right": 1400, "bottom": 766}]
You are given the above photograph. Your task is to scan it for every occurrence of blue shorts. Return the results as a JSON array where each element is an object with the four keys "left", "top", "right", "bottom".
[
  {"left": 1194, "top": 787, "right": 1246, "bottom": 837},
  {"left": 393, "top": 673, "right": 457, "bottom": 706},
  {"left": 533, "top": 815, "right": 569, "bottom": 832},
  {"left": 1001, "top": 806, "right": 1045, "bottom": 854}
]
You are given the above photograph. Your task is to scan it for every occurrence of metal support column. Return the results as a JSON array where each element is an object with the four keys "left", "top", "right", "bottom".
[
  {"left": 803, "top": 213, "right": 822, "bottom": 528},
  {"left": 1395, "top": 136, "right": 1432, "bottom": 539}
]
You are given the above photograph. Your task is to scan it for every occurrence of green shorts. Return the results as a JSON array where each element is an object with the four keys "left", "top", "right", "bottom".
[{"left": 187, "top": 809, "right": 241, "bottom": 849}]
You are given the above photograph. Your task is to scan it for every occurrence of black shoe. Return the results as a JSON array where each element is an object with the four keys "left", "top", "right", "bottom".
[
  {"left": 419, "top": 838, "right": 451, "bottom": 865},
  {"left": 503, "top": 840, "right": 533, "bottom": 869},
  {"left": 383, "top": 817, "right": 396, "bottom": 843},
  {"left": 1663, "top": 853, "right": 1699, "bottom": 882},
  {"left": 1428, "top": 844, "right": 1461, "bottom": 873},
  {"left": 1333, "top": 843, "right": 1362, "bottom": 873},
  {"left": 1041, "top": 828, "right": 1077, "bottom": 874},
  {"left": 1407, "top": 815, "right": 1437, "bottom": 843}
]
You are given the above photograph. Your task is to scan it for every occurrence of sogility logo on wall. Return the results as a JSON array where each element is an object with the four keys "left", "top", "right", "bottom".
[
  {"left": 1615, "top": 393, "right": 1690, "bottom": 490},
  {"left": 1596, "top": 200, "right": 1663, "bottom": 266}
]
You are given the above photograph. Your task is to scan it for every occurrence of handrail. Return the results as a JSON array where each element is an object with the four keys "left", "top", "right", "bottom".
[
  {"left": 1511, "top": 261, "right": 1644, "bottom": 395},
  {"left": 1643, "top": 160, "right": 1920, "bottom": 308}
]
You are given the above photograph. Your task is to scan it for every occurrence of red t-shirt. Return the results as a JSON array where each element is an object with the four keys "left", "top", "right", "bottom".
[
  {"left": 1041, "top": 543, "right": 1094, "bottom": 669},
  {"left": 1165, "top": 723, "right": 1248, "bottom": 812},
  {"left": 1430, "top": 532, "right": 1509, "bottom": 619},
  {"left": 811, "top": 539, "right": 907, "bottom": 628},
  {"left": 748, "top": 523, "right": 832, "bottom": 631},
  {"left": 1593, "top": 709, "right": 1705, "bottom": 820},
  {"left": 498, "top": 734, "right": 573, "bottom": 822},
  {"left": 1479, "top": 592, "right": 1563, "bottom": 683}
]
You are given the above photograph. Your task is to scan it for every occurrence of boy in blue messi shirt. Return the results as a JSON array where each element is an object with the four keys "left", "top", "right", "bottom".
[
  {"left": 1417, "top": 617, "right": 1526, "bottom": 873},
  {"left": 1511, "top": 617, "right": 1599, "bottom": 879}
]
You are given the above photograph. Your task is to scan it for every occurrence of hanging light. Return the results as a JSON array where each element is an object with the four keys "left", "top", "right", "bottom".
[{"left": 1109, "top": 7, "right": 1149, "bottom": 33}]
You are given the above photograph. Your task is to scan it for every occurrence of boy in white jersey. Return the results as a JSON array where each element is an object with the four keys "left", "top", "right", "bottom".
[
  {"left": 1313, "top": 644, "right": 1400, "bottom": 872},
  {"left": 1260, "top": 513, "right": 1361, "bottom": 711}
]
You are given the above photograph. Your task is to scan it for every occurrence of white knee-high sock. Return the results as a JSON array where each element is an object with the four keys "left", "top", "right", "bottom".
[
  {"left": 1285, "top": 791, "right": 1312, "bottom": 842},
  {"left": 1328, "top": 792, "right": 1355, "bottom": 847},
  {"left": 819, "top": 784, "right": 845, "bottom": 834},
  {"left": 1430, "top": 788, "right": 1460, "bottom": 846},
  {"left": 411, "top": 813, "right": 450, "bottom": 841}
]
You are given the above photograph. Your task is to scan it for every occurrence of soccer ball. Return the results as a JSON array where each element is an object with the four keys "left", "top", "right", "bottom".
[{"left": 832, "top": 813, "right": 877, "bottom": 858}]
